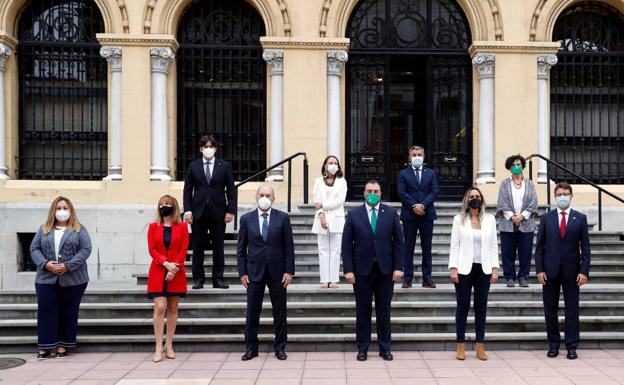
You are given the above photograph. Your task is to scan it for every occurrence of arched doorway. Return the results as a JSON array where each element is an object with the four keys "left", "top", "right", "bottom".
[
  {"left": 550, "top": 1, "right": 624, "bottom": 184},
  {"left": 175, "top": 0, "right": 266, "bottom": 181},
  {"left": 345, "top": 0, "right": 473, "bottom": 200},
  {"left": 17, "top": 0, "right": 107, "bottom": 180}
]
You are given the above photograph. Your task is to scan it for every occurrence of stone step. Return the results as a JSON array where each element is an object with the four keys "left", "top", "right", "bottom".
[
  {"left": 133, "top": 270, "right": 624, "bottom": 285},
  {"left": 187, "top": 260, "right": 624, "bottom": 273},
  {"left": 3, "top": 300, "right": 624, "bottom": 320},
  {"left": 4, "top": 284, "right": 623, "bottom": 303},
  {"left": 1, "top": 331, "right": 622, "bottom": 352},
  {"left": 2, "top": 315, "right": 623, "bottom": 338}
]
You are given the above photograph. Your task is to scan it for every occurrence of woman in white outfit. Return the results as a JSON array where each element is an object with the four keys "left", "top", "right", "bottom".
[{"left": 312, "top": 156, "right": 348, "bottom": 288}]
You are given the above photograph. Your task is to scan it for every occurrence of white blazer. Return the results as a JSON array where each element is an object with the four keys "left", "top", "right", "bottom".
[
  {"left": 311, "top": 176, "right": 348, "bottom": 234},
  {"left": 448, "top": 213, "right": 500, "bottom": 275}
]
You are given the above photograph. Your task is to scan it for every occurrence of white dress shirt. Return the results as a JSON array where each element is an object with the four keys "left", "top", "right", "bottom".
[
  {"left": 54, "top": 227, "right": 66, "bottom": 262},
  {"left": 557, "top": 207, "right": 571, "bottom": 229},
  {"left": 258, "top": 208, "right": 271, "bottom": 236},
  {"left": 366, "top": 203, "right": 381, "bottom": 224},
  {"left": 503, "top": 177, "right": 531, "bottom": 220}
]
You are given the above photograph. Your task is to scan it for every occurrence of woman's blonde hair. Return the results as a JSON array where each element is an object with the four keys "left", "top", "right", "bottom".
[
  {"left": 459, "top": 186, "right": 486, "bottom": 223},
  {"left": 155, "top": 195, "right": 182, "bottom": 225},
  {"left": 42, "top": 196, "right": 82, "bottom": 234}
]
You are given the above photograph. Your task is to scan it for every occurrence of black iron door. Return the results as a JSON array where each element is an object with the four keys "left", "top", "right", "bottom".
[
  {"left": 176, "top": 0, "right": 266, "bottom": 181},
  {"left": 346, "top": 0, "right": 472, "bottom": 200},
  {"left": 550, "top": 1, "right": 624, "bottom": 184},
  {"left": 17, "top": 0, "right": 107, "bottom": 180}
]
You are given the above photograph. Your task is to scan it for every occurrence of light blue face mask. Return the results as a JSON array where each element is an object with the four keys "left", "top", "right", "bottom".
[
  {"left": 411, "top": 156, "right": 423, "bottom": 168},
  {"left": 556, "top": 195, "right": 571, "bottom": 209}
]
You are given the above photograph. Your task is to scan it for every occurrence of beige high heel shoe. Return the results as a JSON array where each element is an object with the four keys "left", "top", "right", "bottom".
[
  {"left": 153, "top": 349, "right": 163, "bottom": 362},
  {"left": 164, "top": 344, "right": 176, "bottom": 359}
]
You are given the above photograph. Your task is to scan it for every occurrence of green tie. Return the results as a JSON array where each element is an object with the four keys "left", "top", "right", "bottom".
[{"left": 371, "top": 207, "right": 377, "bottom": 234}]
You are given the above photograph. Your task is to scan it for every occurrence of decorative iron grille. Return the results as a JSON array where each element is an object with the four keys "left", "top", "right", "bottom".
[
  {"left": 17, "top": 0, "right": 107, "bottom": 180},
  {"left": 176, "top": 0, "right": 266, "bottom": 181},
  {"left": 551, "top": 1, "right": 624, "bottom": 184},
  {"left": 346, "top": 0, "right": 472, "bottom": 200}
]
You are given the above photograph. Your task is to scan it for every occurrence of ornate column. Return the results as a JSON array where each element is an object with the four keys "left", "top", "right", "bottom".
[
  {"left": 149, "top": 47, "right": 175, "bottom": 181},
  {"left": 100, "top": 46, "right": 123, "bottom": 180},
  {"left": 0, "top": 44, "right": 12, "bottom": 180},
  {"left": 327, "top": 50, "right": 348, "bottom": 160},
  {"left": 537, "top": 54, "right": 558, "bottom": 183},
  {"left": 263, "top": 49, "right": 284, "bottom": 181},
  {"left": 472, "top": 53, "right": 496, "bottom": 184}
]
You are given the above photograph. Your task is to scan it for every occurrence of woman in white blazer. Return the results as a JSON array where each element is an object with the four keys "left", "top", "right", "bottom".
[
  {"left": 449, "top": 186, "right": 499, "bottom": 361},
  {"left": 312, "top": 156, "right": 348, "bottom": 288}
]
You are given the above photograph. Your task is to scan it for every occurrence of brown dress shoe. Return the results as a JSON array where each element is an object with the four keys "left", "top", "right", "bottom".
[
  {"left": 476, "top": 342, "right": 488, "bottom": 361},
  {"left": 456, "top": 343, "right": 465, "bottom": 360}
]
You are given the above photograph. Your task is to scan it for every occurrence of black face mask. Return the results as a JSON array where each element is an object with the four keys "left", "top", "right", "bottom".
[
  {"left": 468, "top": 198, "right": 482, "bottom": 209},
  {"left": 159, "top": 206, "right": 174, "bottom": 217}
]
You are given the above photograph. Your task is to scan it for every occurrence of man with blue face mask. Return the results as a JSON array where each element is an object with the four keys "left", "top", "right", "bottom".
[
  {"left": 342, "top": 180, "right": 404, "bottom": 361},
  {"left": 397, "top": 146, "right": 439, "bottom": 288},
  {"left": 535, "top": 182, "right": 591, "bottom": 360}
]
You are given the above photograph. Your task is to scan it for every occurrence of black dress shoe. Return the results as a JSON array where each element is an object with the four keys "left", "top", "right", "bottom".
[
  {"left": 422, "top": 279, "right": 436, "bottom": 288},
  {"left": 547, "top": 347, "right": 559, "bottom": 358},
  {"left": 275, "top": 350, "right": 287, "bottom": 360},
  {"left": 37, "top": 350, "right": 52, "bottom": 360},
  {"left": 379, "top": 349, "right": 393, "bottom": 361},
  {"left": 567, "top": 349, "right": 578, "bottom": 360},
  {"left": 356, "top": 351, "right": 367, "bottom": 361},
  {"left": 213, "top": 281, "right": 229, "bottom": 289},
  {"left": 55, "top": 350, "right": 68, "bottom": 358},
  {"left": 241, "top": 350, "right": 258, "bottom": 361},
  {"left": 402, "top": 282, "right": 412, "bottom": 288},
  {"left": 192, "top": 284, "right": 204, "bottom": 289}
]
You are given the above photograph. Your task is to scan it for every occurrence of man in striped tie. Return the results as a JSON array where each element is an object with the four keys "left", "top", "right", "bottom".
[
  {"left": 341, "top": 180, "right": 405, "bottom": 362},
  {"left": 535, "top": 182, "right": 591, "bottom": 360}
]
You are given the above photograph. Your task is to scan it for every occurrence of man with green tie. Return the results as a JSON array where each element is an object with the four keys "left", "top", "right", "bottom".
[{"left": 341, "top": 180, "right": 405, "bottom": 362}]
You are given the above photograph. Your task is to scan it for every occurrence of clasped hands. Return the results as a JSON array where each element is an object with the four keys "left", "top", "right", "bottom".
[
  {"left": 412, "top": 203, "right": 425, "bottom": 216},
  {"left": 45, "top": 261, "right": 68, "bottom": 276},
  {"left": 163, "top": 261, "right": 181, "bottom": 281}
]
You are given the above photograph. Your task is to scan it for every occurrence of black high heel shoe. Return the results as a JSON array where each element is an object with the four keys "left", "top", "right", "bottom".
[
  {"left": 55, "top": 349, "right": 68, "bottom": 358},
  {"left": 37, "top": 350, "right": 52, "bottom": 360}
]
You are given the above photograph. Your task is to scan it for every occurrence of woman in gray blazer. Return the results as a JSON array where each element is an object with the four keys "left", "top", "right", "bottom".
[{"left": 30, "top": 196, "right": 92, "bottom": 359}]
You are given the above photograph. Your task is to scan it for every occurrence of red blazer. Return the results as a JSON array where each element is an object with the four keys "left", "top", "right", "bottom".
[{"left": 147, "top": 222, "right": 189, "bottom": 294}]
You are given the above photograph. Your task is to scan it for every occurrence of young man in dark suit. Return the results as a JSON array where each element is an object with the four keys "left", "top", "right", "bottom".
[
  {"left": 342, "top": 180, "right": 404, "bottom": 361},
  {"left": 183, "top": 135, "right": 236, "bottom": 289},
  {"left": 237, "top": 185, "right": 295, "bottom": 361},
  {"left": 397, "top": 146, "right": 438, "bottom": 288},
  {"left": 535, "top": 182, "right": 591, "bottom": 360}
]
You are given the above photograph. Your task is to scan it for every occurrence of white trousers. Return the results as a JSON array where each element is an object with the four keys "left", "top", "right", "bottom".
[{"left": 317, "top": 232, "right": 342, "bottom": 283}]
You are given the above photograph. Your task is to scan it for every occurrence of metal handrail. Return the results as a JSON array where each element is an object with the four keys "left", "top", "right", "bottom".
[
  {"left": 234, "top": 152, "right": 309, "bottom": 230},
  {"left": 527, "top": 153, "right": 624, "bottom": 231}
]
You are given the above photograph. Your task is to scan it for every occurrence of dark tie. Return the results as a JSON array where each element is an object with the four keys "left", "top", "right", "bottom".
[
  {"left": 371, "top": 208, "right": 377, "bottom": 234},
  {"left": 415, "top": 168, "right": 421, "bottom": 185},
  {"left": 205, "top": 161, "right": 212, "bottom": 185},
  {"left": 262, "top": 213, "right": 269, "bottom": 242},
  {"left": 560, "top": 212, "right": 566, "bottom": 237}
]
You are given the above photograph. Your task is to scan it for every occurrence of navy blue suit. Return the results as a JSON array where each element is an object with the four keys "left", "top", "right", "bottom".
[
  {"left": 397, "top": 166, "right": 438, "bottom": 282},
  {"left": 342, "top": 203, "right": 404, "bottom": 352},
  {"left": 237, "top": 208, "right": 295, "bottom": 352},
  {"left": 183, "top": 157, "right": 236, "bottom": 285},
  {"left": 535, "top": 208, "right": 591, "bottom": 350}
]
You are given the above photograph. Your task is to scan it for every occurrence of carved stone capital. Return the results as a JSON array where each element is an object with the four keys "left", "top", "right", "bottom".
[
  {"left": 537, "top": 54, "right": 558, "bottom": 80},
  {"left": 0, "top": 43, "right": 13, "bottom": 72},
  {"left": 327, "top": 50, "right": 348, "bottom": 76},
  {"left": 100, "top": 46, "right": 122, "bottom": 71},
  {"left": 263, "top": 49, "right": 284, "bottom": 75},
  {"left": 472, "top": 53, "right": 495, "bottom": 79},
  {"left": 150, "top": 47, "right": 175, "bottom": 74}
]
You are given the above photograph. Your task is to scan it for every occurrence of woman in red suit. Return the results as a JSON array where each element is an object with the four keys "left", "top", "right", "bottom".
[{"left": 147, "top": 195, "right": 189, "bottom": 362}]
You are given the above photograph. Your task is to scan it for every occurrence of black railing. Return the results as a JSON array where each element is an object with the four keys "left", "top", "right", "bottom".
[
  {"left": 527, "top": 154, "right": 624, "bottom": 231},
  {"left": 234, "top": 152, "right": 309, "bottom": 230}
]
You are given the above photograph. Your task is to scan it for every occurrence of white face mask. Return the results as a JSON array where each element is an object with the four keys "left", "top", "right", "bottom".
[
  {"left": 202, "top": 147, "right": 216, "bottom": 160},
  {"left": 55, "top": 209, "right": 70, "bottom": 222},
  {"left": 258, "top": 196, "right": 272, "bottom": 211},
  {"left": 411, "top": 156, "right": 424, "bottom": 168},
  {"left": 326, "top": 164, "right": 339, "bottom": 176}
]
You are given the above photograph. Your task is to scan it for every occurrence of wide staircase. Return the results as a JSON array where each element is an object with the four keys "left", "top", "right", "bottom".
[{"left": 1, "top": 202, "right": 624, "bottom": 352}]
